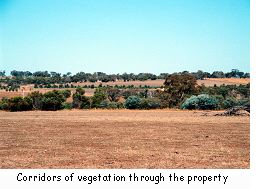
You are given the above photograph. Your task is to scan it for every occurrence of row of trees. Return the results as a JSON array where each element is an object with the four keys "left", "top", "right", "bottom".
[
  {"left": 0, "top": 69, "right": 250, "bottom": 86},
  {"left": 0, "top": 73, "right": 250, "bottom": 112},
  {"left": 34, "top": 83, "right": 156, "bottom": 89},
  {"left": 0, "top": 90, "right": 71, "bottom": 111}
]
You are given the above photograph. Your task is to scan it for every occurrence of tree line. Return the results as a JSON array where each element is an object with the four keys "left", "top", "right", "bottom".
[
  {"left": 0, "top": 73, "right": 250, "bottom": 112},
  {"left": 0, "top": 69, "right": 250, "bottom": 86}
]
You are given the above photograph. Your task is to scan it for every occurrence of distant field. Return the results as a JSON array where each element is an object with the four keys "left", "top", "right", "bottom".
[
  {"left": 71, "top": 78, "right": 250, "bottom": 87},
  {"left": 0, "top": 78, "right": 250, "bottom": 99},
  {"left": 197, "top": 78, "right": 250, "bottom": 86},
  {"left": 0, "top": 110, "right": 249, "bottom": 168}
]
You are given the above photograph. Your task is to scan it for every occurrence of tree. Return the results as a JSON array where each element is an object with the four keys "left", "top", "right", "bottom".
[
  {"left": 124, "top": 96, "right": 141, "bottom": 109},
  {"left": 106, "top": 88, "right": 120, "bottom": 102},
  {"left": 194, "top": 70, "right": 205, "bottom": 80},
  {"left": 7, "top": 96, "right": 33, "bottom": 111},
  {"left": 72, "top": 93, "right": 91, "bottom": 109},
  {"left": 91, "top": 88, "right": 107, "bottom": 108},
  {"left": 211, "top": 71, "right": 225, "bottom": 78},
  {"left": 75, "top": 87, "right": 85, "bottom": 95},
  {"left": 0, "top": 70, "right": 6, "bottom": 77},
  {"left": 164, "top": 73, "right": 198, "bottom": 107},
  {"left": 139, "top": 98, "right": 161, "bottom": 109},
  {"left": 41, "top": 90, "right": 66, "bottom": 111},
  {"left": 121, "top": 73, "right": 129, "bottom": 82},
  {"left": 59, "top": 90, "right": 71, "bottom": 98},
  {"left": 28, "top": 91, "right": 43, "bottom": 110}
]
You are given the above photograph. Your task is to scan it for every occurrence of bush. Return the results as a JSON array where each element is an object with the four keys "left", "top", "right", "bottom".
[
  {"left": 238, "top": 98, "right": 250, "bottom": 107},
  {"left": 124, "top": 96, "right": 141, "bottom": 109},
  {"left": 181, "top": 94, "right": 219, "bottom": 110},
  {"left": 91, "top": 88, "right": 107, "bottom": 108},
  {"left": 41, "top": 90, "right": 66, "bottom": 111},
  {"left": 99, "top": 100, "right": 124, "bottom": 109},
  {"left": 59, "top": 90, "right": 71, "bottom": 98},
  {"left": 80, "top": 96, "right": 91, "bottom": 109},
  {"left": 72, "top": 93, "right": 91, "bottom": 109},
  {"left": 62, "top": 102, "right": 73, "bottom": 110},
  {"left": 0, "top": 97, "right": 9, "bottom": 110},
  {"left": 153, "top": 90, "right": 170, "bottom": 108},
  {"left": 140, "top": 98, "right": 161, "bottom": 109},
  {"left": 28, "top": 91, "right": 43, "bottom": 110},
  {"left": 107, "top": 88, "right": 120, "bottom": 102},
  {"left": 75, "top": 87, "right": 85, "bottom": 95},
  {"left": 212, "top": 95, "right": 224, "bottom": 109},
  {"left": 7, "top": 96, "right": 33, "bottom": 112},
  {"left": 99, "top": 100, "right": 110, "bottom": 109},
  {"left": 222, "top": 97, "right": 238, "bottom": 109}
]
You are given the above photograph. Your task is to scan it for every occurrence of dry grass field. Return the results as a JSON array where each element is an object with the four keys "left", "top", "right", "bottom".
[{"left": 0, "top": 110, "right": 249, "bottom": 169}]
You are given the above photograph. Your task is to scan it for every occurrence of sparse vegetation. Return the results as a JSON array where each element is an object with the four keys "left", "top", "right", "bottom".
[{"left": 0, "top": 70, "right": 250, "bottom": 112}]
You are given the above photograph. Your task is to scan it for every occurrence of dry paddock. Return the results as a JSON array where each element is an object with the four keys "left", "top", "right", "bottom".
[{"left": 0, "top": 110, "right": 249, "bottom": 169}]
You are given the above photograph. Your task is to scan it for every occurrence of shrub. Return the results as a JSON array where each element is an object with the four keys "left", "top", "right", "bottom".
[
  {"left": 122, "top": 90, "right": 136, "bottom": 99},
  {"left": 140, "top": 98, "right": 161, "bottom": 109},
  {"left": 115, "top": 102, "right": 124, "bottom": 109},
  {"left": 238, "top": 98, "right": 250, "bottom": 107},
  {"left": 7, "top": 96, "right": 33, "bottom": 112},
  {"left": 124, "top": 96, "right": 141, "bottom": 109},
  {"left": 153, "top": 90, "right": 170, "bottom": 108},
  {"left": 107, "top": 88, "right": 120, "bottom": 102},
  {"left": 27, "top": 91, "right": 43, "bottom": 110},
  {"left": 62, "top": 102, "right": 73, "bottom": 110},
  {"left": 91, "top": 88, "right": 107, "bottom": 108},
  {"left": 99, "top": 100, "right": 110, "bottom": 109},
  {"left": 212, "top": 95, "right": 224, "bottom": 109},
  {"left": 181, "top": 95, "right": 199, "bottom": 110},
  {"left": 0, "top": 97, "right": 9, "bottom": 110},
  {"left": 72, "top": 93, "right": 91, "bottom": 109},
  {"left": 98, "top": 100, "right": 124, "bottom": 109},
  {"left": 41, "top": 90, "right": 66, "bottom": 111},
  {"left": 59, "top": 90, "right": 71, "bottom": 98},
  {"left": 80, "top": 96, "right": 91, "bottom": 109},
  {"left": 222, "top": 97, "right": 238, "bottom": 109},
  {"left": 75, "top": 87, "right": 85, "bottom": 95},
  {"left": 181, "top": 94, "right": 219, "bottom": 110}
]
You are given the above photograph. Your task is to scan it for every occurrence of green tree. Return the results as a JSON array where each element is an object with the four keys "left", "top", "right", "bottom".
[
  {"left": 7, "top": 96, "right": 33, "bottom": 111},
  {"left": 42, "top": 90, "right": 66, "bottom": 111},
  {"left": 164, "top": 74, "right": 198, "bottom": 107},
  {"left": 124, "top": 96, "right": 141, "bottom": 109},
  {"left": 91, "top": 88, "right": 107, "bottom": 108},
  {"left": 28, "top": 91, "right": 43, "bottom": 110}
]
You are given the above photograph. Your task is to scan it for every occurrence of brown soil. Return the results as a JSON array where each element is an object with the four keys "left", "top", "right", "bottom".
[{"left": 0, "top": 110, "right": 249, "bottom": 169}]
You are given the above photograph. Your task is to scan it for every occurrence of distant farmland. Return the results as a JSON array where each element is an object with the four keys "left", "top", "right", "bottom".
[
  {"left": 69, "top": 78, "right": 250, "bottom": 87},
  {"left": 0, "top": 78, "right": 250, "bottom": 99}
]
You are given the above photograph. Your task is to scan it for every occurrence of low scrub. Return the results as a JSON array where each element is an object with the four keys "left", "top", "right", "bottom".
[
  {"left": 124, "top": 96, "right": 141, "bottom": 109},
  {"left": 140, "top": 98, "right": 161, "bottom": 109},
  {"left": 181, "top": 94, "right": 219, "bottom": 110}
]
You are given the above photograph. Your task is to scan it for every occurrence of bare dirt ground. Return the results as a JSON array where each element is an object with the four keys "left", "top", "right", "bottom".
[{"left": 0, "top": 110, "right": 249, "bottom": 169}]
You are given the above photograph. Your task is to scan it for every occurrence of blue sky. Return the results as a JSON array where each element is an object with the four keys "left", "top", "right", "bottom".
[{"left": 0, "top": 0, "right": 249, "bottom": 74}]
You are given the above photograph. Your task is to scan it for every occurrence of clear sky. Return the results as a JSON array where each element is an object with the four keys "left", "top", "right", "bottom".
[{"left": 0, "top": 0, "right": 250, "bottom": 74}]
